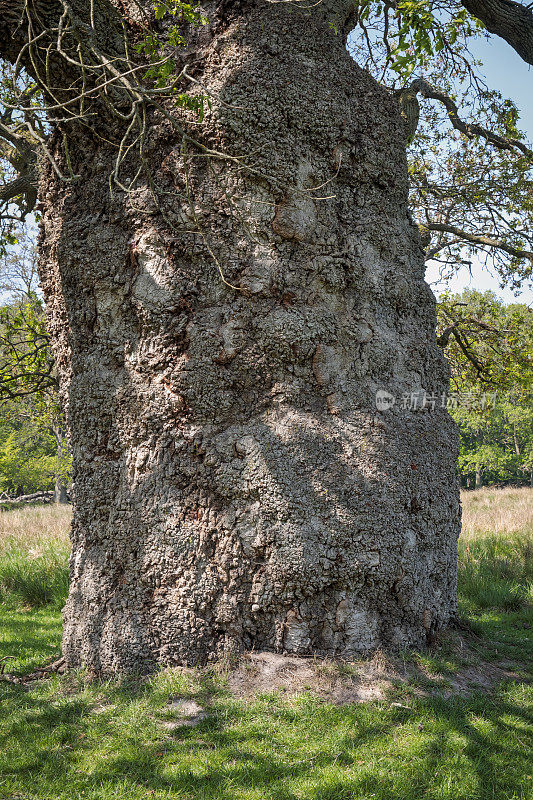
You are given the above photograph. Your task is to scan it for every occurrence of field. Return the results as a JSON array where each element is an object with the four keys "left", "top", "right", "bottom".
[{"left": 0, "top": 488, "right": 532, "bottom": 800}]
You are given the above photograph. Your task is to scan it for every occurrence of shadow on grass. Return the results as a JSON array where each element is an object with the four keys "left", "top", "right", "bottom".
[
  {"left": 0, "top": 665, "right": 531, "bottom": 800},
  {"left": 0, "top": 607, "right": 62, "bottom": 674}
]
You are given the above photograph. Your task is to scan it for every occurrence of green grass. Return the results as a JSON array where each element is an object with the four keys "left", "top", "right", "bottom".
[
  {"left": 0, "top": 539, "right": 69, "bottom": 608},
  {"left": 0, "top": 493, "right": 532, "bottom": 800},
  {"left": 0, "top": 606, "right": 63, "bottom": 675},
  {"left": 458, "top": 533, "right": 533, "bottom": 613},
  {"left": 0, "top": 666, "right": 531, "bottom": 799},
  {"left": 0, "top": 505, "right": 71, "bottom": 609}
]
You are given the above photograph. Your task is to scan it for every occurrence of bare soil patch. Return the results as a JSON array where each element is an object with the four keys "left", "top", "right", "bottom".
[{"left": 226, "top": 635, "right": 523, "bottom": 704}]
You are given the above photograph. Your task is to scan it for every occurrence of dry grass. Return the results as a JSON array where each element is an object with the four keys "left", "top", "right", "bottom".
[
  {"left": 0, "top": 505, "right": 71, "bottom": 607},
  {"left": 1, "top": 487, "right": 530, "bottom": 551},
  {"left": 0, "top": 504, "right": 71, "bottom": 555},
  {"left": 459, "top": 487, "right": 532, "bottom": 613},
  {"left": 461, "top": 486, "right": 533, "bottom": 539}
]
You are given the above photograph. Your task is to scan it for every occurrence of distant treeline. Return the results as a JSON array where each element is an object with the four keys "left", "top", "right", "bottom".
[{"left": 439, "top": 290, "right": 532, "bottom": 489}]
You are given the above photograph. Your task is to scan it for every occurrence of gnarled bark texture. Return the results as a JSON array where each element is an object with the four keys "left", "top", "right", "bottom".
[
  {"left": 461, "top": 0, "right": 533, "bottom": 66},
  {"left": 28, "top": 1, "right": 460, "bottom": 673}
]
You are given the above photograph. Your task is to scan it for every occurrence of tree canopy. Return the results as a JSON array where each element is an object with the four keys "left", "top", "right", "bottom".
[
  {"left": 0, "top": 1, "right": 531, "bottom": 294},
  {"left": 348, "top": 0, "right": 533, "bottom": 290},
  {"left": 0, "top": 246, "right": 69, "bottom": 496}
]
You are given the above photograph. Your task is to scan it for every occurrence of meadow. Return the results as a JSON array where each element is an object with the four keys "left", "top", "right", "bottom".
[{"left": 0, "top": 488, "right": 531, "bottom": 800}]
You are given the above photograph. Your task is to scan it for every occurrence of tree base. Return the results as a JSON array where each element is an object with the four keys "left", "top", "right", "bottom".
[{"left": 62, "top": 407, "right": 459, "bottom": 674}]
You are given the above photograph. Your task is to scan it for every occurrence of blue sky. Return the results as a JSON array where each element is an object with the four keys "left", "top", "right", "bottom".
[{"left": 425, "top": 35, "right": 533, "bottom": 307}]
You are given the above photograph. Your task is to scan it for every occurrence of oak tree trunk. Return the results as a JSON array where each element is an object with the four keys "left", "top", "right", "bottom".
[{"left": 11, "top": 2, "right": 460, "bottom": 672}]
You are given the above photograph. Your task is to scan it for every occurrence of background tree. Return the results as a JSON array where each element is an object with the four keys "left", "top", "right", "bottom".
[
  {"left": 0, "top": 61, "right": 40, "bottom": 248},
  {"left": 454, "top": 395, "right": 533, "bottom": 488},
  {"left": 437, "top": 289, "right": 533, "bottom": 389},
  {"left": 0, "top": 398, "right": 71, "bottom": 496},
  {"left": 438, "top": 289, "right": 533, "bottom": 488},
  {"left": 0, "top": 241, "right": 70, "bottom": 500},
  {"left": 348, "top": 1, "right": 533, "bottom": 293}
]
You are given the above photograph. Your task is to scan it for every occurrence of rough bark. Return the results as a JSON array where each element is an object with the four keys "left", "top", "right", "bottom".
[
  {"left": 461, "top": 0, "right": 533, "bottom": 66},
  {"left": 7, "top": 1, "right": 461, "bottom": 673}
]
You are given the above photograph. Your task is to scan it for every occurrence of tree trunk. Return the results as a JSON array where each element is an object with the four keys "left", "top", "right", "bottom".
[
  {"left": 54, "top": 478, "right": 69, "bottom": 505},
  {"left": 475, "top": 431, "right": 483, "bottom": 489},
  {"left": 26, "top": 3, "right": 461, "bottom": 673},
  {"left": 513, "top": 423, "right": 521, "bottom": 456},
  {"left": 51, "top": 423, "right": 70, "bottom": 504}
]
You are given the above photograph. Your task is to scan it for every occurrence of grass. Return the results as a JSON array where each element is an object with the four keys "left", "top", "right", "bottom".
[
  {"left": 0, "top": 488, "right": 531, "bottom": 800},
  {"left": 0, "top": 505, "right": 70, "bottom": 608},
  {"left": 461, "top": 486, "right": 533, "bottom": 538},
  {"left": 458, "top": 533, "right": 532, "bottom": 613},
  {"left": 459, "top": 486, "right": 533, "bottom": 613},
  {"left": 0, "top": 674, "right": 531, "bottom": 800}
]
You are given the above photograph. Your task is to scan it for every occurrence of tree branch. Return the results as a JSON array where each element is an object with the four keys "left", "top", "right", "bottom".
[
  {"left": 0, "top": 175, "right": 37, "bottom": 212},
  {"left": 408, "top": 78, "right": 533, "bottom": 159},
  {"left": 461, "top": 0, "right": 533, "bottom": 65},
  {"left": 427, "top": 221, "right": 533, "bottom": 265},
  {"left": 451, "top": 328, "right": 484, "bottom": 376}
]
